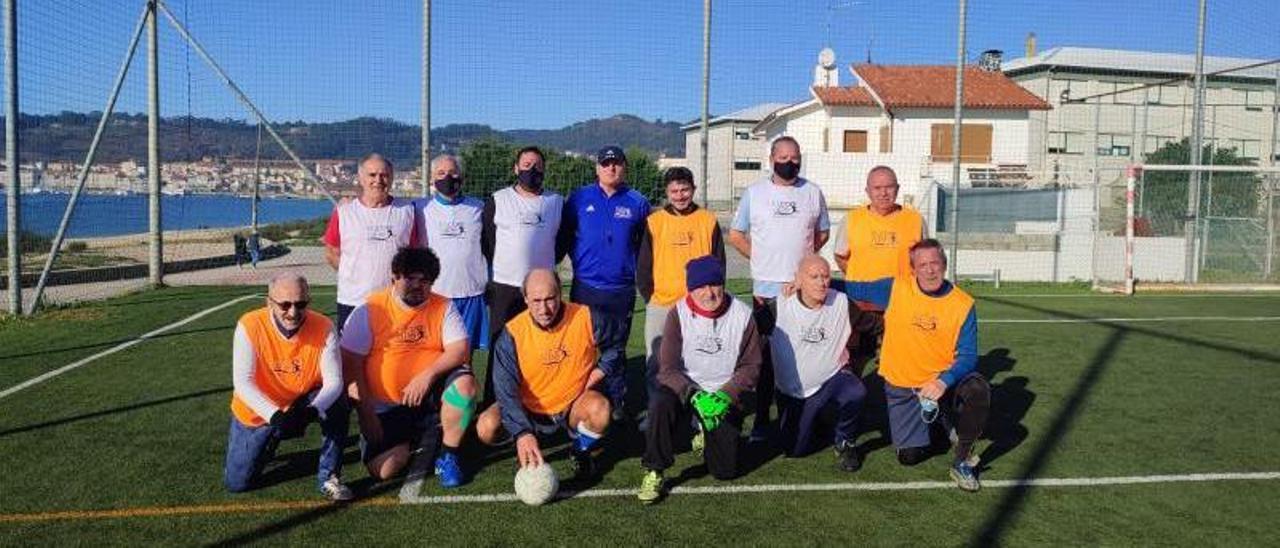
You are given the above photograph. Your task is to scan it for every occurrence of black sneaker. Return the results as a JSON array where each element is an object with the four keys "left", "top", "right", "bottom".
[
  {"left": 835, "top": 440, "right": 862, "bottom": 473},
  {"left": 571, "top": 451, "right": 598, "bottom": 481}
]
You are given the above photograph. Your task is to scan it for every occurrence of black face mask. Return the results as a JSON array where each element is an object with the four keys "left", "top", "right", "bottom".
[
  {"left": 517, "top": 169, "right": 544, "bottom": 192},
  {"left": 773, "top": 160, "right": 801, "bottom": 181},
  {"left": 433, "top": 175, "right": 463, "bottom": 197}
]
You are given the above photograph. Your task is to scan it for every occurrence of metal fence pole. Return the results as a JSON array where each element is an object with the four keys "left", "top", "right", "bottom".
[
  {"left": 147, "top": 0, "right": 162, "bottom": 287},
  {"left": 699, "top": 0, "right": 711, "bottom": 207},
  {"left": 28, "top": 4, "right": 149, "bottom": 313},
  {"left": 948, "top": 0, "right": 967, "bottom": 280},
  {"left": 1090, "top": 98, "right": 1101, "bottom": 289},
  {"left": 1185, "top": 0, "right": 1207, "bottom": 283},
  {"left": 421, "top": 0, "right": 430, "bottom": 198},
  {"left": 4, "top": 0, "right": 18, "bottom": 314}
]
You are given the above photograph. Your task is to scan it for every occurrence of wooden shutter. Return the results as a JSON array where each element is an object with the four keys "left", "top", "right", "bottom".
[{"left": 843, "top": 130, "right": 868, "bottom": 153}]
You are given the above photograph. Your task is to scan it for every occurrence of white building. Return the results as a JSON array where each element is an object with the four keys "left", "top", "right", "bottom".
[
  {"left": 682, "top": 102, "right": 791, "bottom": 209},
  {"left": 1003, "top": 45, "right": 1280, "bottom": 186},
  {"left": 753, "top": 61, "right": 1052, "bottom": 216}
]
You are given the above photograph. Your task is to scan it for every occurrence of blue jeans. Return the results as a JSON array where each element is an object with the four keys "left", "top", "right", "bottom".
[
  {"left": 224, "top": 392, "right": 349, "bottom": 493},
  {"left": 570, "top": 282, "right": 635, "bottom": 411},
  {"left": 777, "top": 370, "right": 866, "bottom": 457}
]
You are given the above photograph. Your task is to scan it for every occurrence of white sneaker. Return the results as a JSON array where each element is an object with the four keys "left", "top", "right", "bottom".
[{"left": 320, "top": 476, "right": 354, "bottom": 502}]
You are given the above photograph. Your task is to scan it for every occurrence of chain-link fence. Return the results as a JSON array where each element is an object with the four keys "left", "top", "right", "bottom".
[{"left": 3, "top": 0, "right": 1279, "bottom": 313}]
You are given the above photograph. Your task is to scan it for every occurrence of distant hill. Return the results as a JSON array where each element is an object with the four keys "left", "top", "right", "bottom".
[{"left": 6, "top": 112, "right": 685, "bottom": 165}]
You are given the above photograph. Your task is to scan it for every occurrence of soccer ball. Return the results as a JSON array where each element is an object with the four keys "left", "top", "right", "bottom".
[{"left": 513, "top": 463, "right": 559, "bottom": 506}]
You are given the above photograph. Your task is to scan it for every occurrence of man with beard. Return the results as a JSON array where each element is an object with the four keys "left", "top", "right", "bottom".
[{"left": 342, "top": 248, "right": 476, "bottom": 488}]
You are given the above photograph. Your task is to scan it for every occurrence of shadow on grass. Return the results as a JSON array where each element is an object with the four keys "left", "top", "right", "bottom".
[
  {"left": 972, "top": 296, "right": 1138, "bottom": 545},
  {"left": 0, "top": 325, "right": 232, "bottom": 361},
  {"left": 0, "top": 385, "right": 231, "bottom": 438}
]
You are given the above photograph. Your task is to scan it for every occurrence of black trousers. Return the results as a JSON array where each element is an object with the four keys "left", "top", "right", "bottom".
[
  {"left": 751, "top": 297, "right": 778, "bottom": 428},
  {"left": 482, "top": 281, "right": 527, "bottom": 403},
  {"left": 642, "top": 386, "right": 742, "bottom": 480}
]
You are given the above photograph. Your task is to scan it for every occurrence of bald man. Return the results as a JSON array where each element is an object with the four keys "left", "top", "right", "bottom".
[
  {"left": 771, "top": 256, "right": 879, "bottom": 472},
  {"left": 475, "top": 268, "right": 618, "bottom": 481},
  {"left": 833, "top": 166, "right": 925, "bottom": 309},
  {"left": 224, "top": 272, "right": 352, "bottom": 501}
]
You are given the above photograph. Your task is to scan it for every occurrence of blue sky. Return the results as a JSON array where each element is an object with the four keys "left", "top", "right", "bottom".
[{"left": 19, "top": 0, "right": 1279, "bottom": 130}]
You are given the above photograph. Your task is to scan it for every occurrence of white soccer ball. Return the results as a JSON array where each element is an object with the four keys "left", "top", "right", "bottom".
[{"left": 513, "top": 463, "right": 559, "bottom": 506}]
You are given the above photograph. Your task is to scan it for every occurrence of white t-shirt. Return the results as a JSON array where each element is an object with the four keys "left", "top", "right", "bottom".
[
  {"left": 415, "top": 196, "right": 487, "bottom": 298},
  {"left": 490, "top": 187, "right": 564, "bottom": 287},
  {"left": 675, "top": 297, "right": 753, "bottom": 393},
  {"left": 770, "top": 289, "right": 851, "bottom": 399},
  {"left": 339, "top": 296, "right": 468, "bottom": 356},
  {"left": 732, "top": 177, "right": 830, "bottom": 291},
  {"left": 330, "top": 198, "right": 418, "bottom": 306}
]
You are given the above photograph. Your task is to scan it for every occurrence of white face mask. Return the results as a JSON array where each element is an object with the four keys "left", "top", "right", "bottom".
[{"left": 915, "top": 390, "right": 940, "bottom": 424}]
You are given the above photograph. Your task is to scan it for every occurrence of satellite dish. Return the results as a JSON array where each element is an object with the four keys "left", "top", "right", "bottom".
[{"left": 819, "top": 47, "right": 836, "bottom": 69}]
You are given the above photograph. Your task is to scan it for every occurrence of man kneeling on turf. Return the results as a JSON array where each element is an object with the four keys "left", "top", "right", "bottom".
[
  {"left": 475, "top": 268, "right": 615, "bottom": 480},
  {"left": 225, "top": 272, "right": 352, "bottom": 501},
  {"left": 637, "top": 256, "right": 762, "bottom": 503},
  {"left": 879, "top": 238, "right": 990, "bottom": 491},
  {"left": 342, "top": 248, "right": 477, "bottom": 488},
  {"left": 772, "top": 255, "right": 876, "bottom": 472}
]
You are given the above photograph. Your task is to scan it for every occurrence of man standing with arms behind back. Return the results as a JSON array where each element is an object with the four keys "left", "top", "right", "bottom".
[
  {"left": 323, "top": 153, "right": 419, "bottom": 332},
  {"left": 416, "top": 154, "right": 488, "bottom": 362},
  {"left": 636, "top": 167, "right": 725, "bottom": 402},
  {"left": 480, "top": 146, "right": 564, "bottom": 402},
  {"left": 833, "top": 165, "right": 925, "bottom": 309},
  {"left": 559, "top": 145, "right": 650, "bottom": 419},
  {"left": 726, "top": 136, "right": 830, "bottom": 441}
]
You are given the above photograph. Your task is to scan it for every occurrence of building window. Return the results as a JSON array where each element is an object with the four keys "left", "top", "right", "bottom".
[
  {"left": 733, "top": 160, "right": 762, "bottom": 171},
  {"left": 1226, "top": 139, "right": 1262, "bottom": 160},
  {"left": 1243, "top": 89, "right": 1265, "bottom": 111},
  {"left": 1048, "top": 131, "right": 1084, "bottom": 155},
  {"left": 843, "top": 130, "right": 868, "bottom": 153},
  {"left": 735, "top": 130, "right": 752, "bottom": 140},
  {"left": 1096, "top": 134, "right": 1132, "bottom": 157},
  {"left": 931, "top": 123, "right": 993, "bottom": 163}
]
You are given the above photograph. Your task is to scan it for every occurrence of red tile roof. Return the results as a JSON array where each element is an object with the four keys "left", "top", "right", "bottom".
[
  {"left": 811, "top": 85, "right": 878, "bottom": 107},
  {"left": 852, "top": 64, "right": 1052, "bottom": 111}
]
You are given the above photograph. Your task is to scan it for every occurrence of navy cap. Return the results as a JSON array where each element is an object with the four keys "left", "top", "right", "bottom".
[
  {"left": 686, "top": 255, "right": 726, "bottom": 291},
  {"left": 597, "top": 145, "right": 627, "bottom": 164}
]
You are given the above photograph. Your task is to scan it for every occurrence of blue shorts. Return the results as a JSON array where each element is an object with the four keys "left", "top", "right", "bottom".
[
  {"left": 451, "top": 294, "right": 489, "bottom": 351},
  {"left": 884, "top": 372, "right": 983, "bottom": 449}
]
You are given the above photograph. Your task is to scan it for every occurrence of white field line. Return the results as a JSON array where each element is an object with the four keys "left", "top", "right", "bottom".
[
  {"left": 982, "top": 316, "right": 1280, "bottom": 324},
  {"left": 0, "top": 294, "right": 259, "bottom": 401},
  {"left": 399, "top": 471, "right": 1280, "bottom": 505},
  {"left": 978, "top": 293, "right": 1280, "bottom": 298}
]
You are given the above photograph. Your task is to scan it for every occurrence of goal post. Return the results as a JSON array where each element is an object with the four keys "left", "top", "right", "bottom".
[{"left": 1095, "top": 163, "right": 1280, "bottom": 294}]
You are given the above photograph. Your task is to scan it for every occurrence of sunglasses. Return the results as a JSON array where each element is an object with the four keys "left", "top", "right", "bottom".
[{"left": 270, "top": 298, "right": 310, "bottom": 311}]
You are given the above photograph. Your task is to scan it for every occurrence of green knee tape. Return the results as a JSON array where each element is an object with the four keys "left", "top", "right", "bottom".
[{"left": 443, "top": 384, "right": 475, "bottom": 430}]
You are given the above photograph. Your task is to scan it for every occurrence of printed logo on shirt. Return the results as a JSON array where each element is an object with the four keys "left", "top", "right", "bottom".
[
  {"left": 911, "top": 314, "right": 938, "bottom": 331},
  {"left": 366, "top": 225, "right": 395, "bottom": 241},
  {"left": 613, "top": 206, "right": 633, "bottom": 220},
  {"left": 541, "top": 344, "right": 569, "bottom": 366},
  {"left": 396, "top": 324, "right": 428, "bottom": 345},
  {"left": 772, "top": 200, "right": 799, "bottom": 217},
  {"left": 585, "top": 205, "right": 596, "bottom": 213},
  {"left": 693, "top": 335, "right": 724, "bottom": 355},
  {"left": 871, "top": 230, "right": 898, "bottom": 248},
  {"left": 519, "top": 211, "right": 545, "bottom": 226},
  {"left": 440, "top": 221, "right": 466, "bottom": 238},
  {"left": 670, "top": 230, "right": 694, "bottom": 247},
  {"left": 271, "top": 358, "right": 304, "bottom": 377},
  {"left": 801, "top": 327, "right": 828, "bottom": 343}
]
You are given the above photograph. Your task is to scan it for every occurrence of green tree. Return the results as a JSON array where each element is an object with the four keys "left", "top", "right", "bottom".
[{"left": 1138, "top": 138, "right": 1261, "bottom": 235}]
